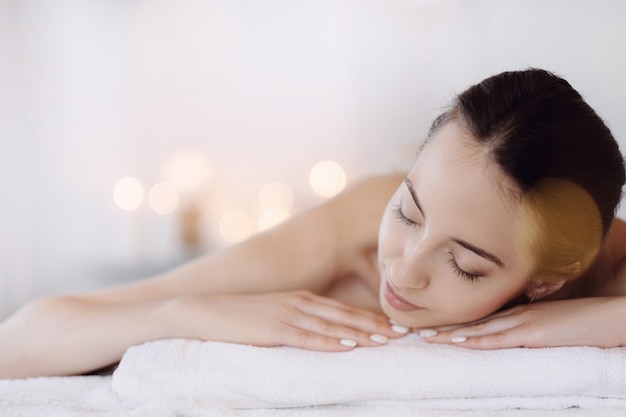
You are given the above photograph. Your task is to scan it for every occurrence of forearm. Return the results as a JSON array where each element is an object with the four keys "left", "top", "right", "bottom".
[
  {"left": 0, "top": 295, "right": 171, "bottom": 378},
  {"left": 0, "top": 208, "right": 339, "bottom": 378},
  {"left": 0, "top": 174, "right": 402, "bottom": 378},
  {"left": 0, "top": 290, "right": 403, "bottom": 378}
]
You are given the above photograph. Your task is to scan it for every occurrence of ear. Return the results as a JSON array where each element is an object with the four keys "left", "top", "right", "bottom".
[{"left": 525, "top": 278, "right": 566, "bottom": 301}]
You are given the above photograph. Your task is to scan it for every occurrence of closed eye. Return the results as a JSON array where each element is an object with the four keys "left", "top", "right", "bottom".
[
  {"left": 393, "top": 204, "right": 417, "bottom": 227},
  {"left": 447, "top": 253, "right": 481, "bottom": 283}
]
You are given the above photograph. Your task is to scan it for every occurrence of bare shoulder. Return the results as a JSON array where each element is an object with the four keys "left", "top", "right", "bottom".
[
  {"left": 79, "top": 172, "right": 405, "bottom": 304},
  {"left": 334, "top": 172, "right": 405, "bottom": 203},
  {"left": 326, "top": 172, "right": 405, "bottom": 249},
  {"left": 321, "top": 172, "right": 404, "bottom": 308},
  {"left": 349, "top": 172, "right": 405, "bottom": 192}
]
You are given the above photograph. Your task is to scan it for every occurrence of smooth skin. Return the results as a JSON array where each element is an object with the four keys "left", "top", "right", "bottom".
[
  {"left": 2, "top": 120, "right": 626, "bottom": 379},
  {"left": 420, "top": 220, "right": 626, "bottom": 349},
  {"left": 0, "top": 174, "right": 405, "bottom": 378},
  {"left": 377, "top": 122, "right": 537, "bottom": 328}
]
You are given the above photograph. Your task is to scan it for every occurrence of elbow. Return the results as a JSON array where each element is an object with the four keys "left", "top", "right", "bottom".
[
  {"left": 0, "top": 295, "right": 76, "bottom": 378},
  {"left": 3, "top": 294, "right": 75, "bottom": 327}
]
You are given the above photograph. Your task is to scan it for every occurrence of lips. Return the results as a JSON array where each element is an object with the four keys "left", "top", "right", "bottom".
[{"left": 384, "top": 281, "right": 423, "bottom": 311}]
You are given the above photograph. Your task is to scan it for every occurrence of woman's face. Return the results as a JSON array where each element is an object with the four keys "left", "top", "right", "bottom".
[{"left": 378, "top": 121, "right": 535, "bottom": 328}]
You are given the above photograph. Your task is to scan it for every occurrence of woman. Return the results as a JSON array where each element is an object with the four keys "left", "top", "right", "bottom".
[{"left": 1, "top": 68, "right": 625, "bottom": 379}]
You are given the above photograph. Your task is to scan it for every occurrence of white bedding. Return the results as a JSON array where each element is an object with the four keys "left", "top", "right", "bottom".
[
  {"left": 2, "top": 334, "right": 626, "bottom": 417},
  {"left": 112, "top": 335, "right": 626, "bottom": 410},
  {"left": 2, "top": 376, "right": 626, "bottom": 417}
]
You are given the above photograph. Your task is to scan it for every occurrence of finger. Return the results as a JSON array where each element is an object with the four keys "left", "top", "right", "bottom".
[
  {"left": 296, "top": 298, "right": 403, "bottom": 338},
  {"left": 481, "top": 304, "right": 529, "bottom": 320},
  {"left": 278, "top": 327, "right": 362, "bottom": 352},
  {"left": 285, "top": 314, "right": 388, "bottom": 347},
  {"left": 299, "top": 292, "right": 392, "bottom": 323},
  {"left": 412, "top": 315, "right": 510, "bottom": 336},
  {"left": 448, "top": 329, "right": 527, "bottom": 350},
  {"left": 411, "top": 324, "right": 463, "bottom": 339},
  {"left": 420, "top": 306, "right": 525, "bottom": 333},
  {"left": 423, "top": 316, "right": 523, "bottom": 344}
]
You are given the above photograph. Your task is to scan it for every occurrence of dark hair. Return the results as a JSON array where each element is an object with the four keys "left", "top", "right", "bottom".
[{"left": 431, "top": 68, "right": 625, "bottom": 238}]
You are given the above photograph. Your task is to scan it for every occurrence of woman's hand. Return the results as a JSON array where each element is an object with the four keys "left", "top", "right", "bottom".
[
  {"left": 417, "top": 297, "right": 626, "bottom": 349},
  {"left": 161, "top": 290, "right": 407, "bottom": 351}
]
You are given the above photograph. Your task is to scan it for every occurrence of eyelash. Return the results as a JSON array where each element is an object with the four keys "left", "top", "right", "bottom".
[
  {"left": 393, "top": 204, "right": 480, "bottom": 283},
  {"left": 393, "top": 205, "right": 417, "bottom": 227},
  {"left": 447, "top": 253, "right": 480, "bottom": 283}
]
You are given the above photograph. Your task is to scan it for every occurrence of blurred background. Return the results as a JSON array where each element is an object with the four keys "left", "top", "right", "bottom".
[{"left": 1, "top": 0, "right": 625, "bottom": 320}]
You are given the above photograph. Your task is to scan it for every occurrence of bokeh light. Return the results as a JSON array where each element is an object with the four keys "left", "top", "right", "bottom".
[
  {"left": 259, "top": 182, "right": 294, "bottom": 211},
  {"left": 258, "top": 207, "right": 290, "bottom": 231},
  {"left": 148, "top": 182, "right": 180, "bottom": 215},
  {"left": 219, "top": 209, "right": 255, "bottom": 243},
  {"left": 309, "top": 160, "right": 347, "bottom": 198},
  {"left": 113, "top": 177, "right": 144, "bottom": 212},
  {"left": 162, "top": 151, "right": 212, "bottom": 195}
]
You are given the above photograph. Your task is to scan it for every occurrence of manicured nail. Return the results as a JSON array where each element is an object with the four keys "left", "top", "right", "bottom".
[
  {"left": 451, "top": 336, "right": 467, "bottom": 343},
  {"left": 370, "top": 334, "right": 388, "bottom": 344},
  {"left": 391, "top": 324, "right": 409, "bottom": 334},
  {"left": 419, "top": 329, "right": 438, "bottom": 338},
  {"left": 340, "top": 339, "right": 357, "bottom": 347}
]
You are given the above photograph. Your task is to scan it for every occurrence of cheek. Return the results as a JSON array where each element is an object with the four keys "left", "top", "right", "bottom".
[
  {"left": 441, "top": 280, "right": 526, "bottom": 320},
  {"left": 377, "top": 189, "right": 404, "bottom": 253},
  {"left": 377, "top": 216, "right": 415, "bottom": 279},
  {"left": 420, "top": 282, "right": 525, "bottom": 327},
  {"left": 377, "top": 207, "right": 399, "bottom": 258},
  {"left": 441, "top": 295, "right": 499, "bottom": 321}
]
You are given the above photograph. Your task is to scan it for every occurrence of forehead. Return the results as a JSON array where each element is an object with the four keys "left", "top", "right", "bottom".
[
  {"left": 408, "top": 122, "right": 528, "bottom": 267},
  {"left": 416, "top": 121, "right": 512, "bottom": 191}
]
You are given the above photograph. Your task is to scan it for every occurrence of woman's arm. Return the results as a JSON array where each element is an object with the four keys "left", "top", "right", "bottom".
[
  {"left": 0, "top": 174, "right": 405, "bottom": 378},
  {"left": 89, "top": 175, "right": 399, "bottom": 303},
  {"left": 0, "top": 289, "right": 403, "bottom": 378}
]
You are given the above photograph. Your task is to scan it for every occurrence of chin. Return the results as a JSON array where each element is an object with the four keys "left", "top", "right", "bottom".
[
  {"left": 380, "top": 302, "right": 474, "bottom": 329},
  {"left": 380, "top": 301, "right": 428, "bottom": 328}
]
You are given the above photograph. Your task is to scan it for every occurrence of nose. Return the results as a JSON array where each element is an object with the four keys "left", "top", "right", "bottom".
[{"left": 388, "top": 244, "right": 430, "bottom": 290}]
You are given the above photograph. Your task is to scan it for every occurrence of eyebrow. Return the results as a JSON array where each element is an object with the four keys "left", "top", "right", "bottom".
[
  {"left": 403, "top": 178, "right": 505, "bottom": 269},
  {"left": 453, "top": 239, "right": 505, "bottom": 268},
  {"left": 404, "top": 178, "right": 425, "bottom": 218}
]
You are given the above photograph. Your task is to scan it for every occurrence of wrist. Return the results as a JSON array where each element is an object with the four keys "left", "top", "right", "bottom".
[
  {"left": 145, "top": 294, "right": 222, "bottom": 343},
  {"left": 142, "top": 296, "right": 189, "bottom": 341}
]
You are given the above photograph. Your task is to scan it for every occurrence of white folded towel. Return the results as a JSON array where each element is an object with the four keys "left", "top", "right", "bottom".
[{"left": 111, "top": 335, "right": 626, "bottom": 410}]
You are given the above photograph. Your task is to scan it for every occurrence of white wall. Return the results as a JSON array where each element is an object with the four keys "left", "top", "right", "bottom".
[{"left": 1, "top": 0, "right": 625, "bottom": 319}]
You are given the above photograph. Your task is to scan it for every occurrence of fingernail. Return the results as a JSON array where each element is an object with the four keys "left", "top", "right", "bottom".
[
  {"left": 340, "top": 339, "right": 357, "bottom": 347},
  {"left": 451, "top": 336, "right": 467, "bottom": 343},
  {"left": 391, "top": 324, "right": 409, "bottom": 334},
  {"left": 370, "top": 334, "right": 388, "bottom": 344},
  {"left": 419, "top": 329, "right": 438, "bottom": 338}
]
